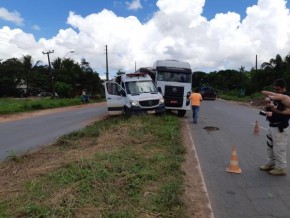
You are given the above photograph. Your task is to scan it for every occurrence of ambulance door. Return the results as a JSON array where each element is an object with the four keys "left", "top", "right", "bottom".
[{"left": 105, "top": 82, "right": 126, "bottom": 115}]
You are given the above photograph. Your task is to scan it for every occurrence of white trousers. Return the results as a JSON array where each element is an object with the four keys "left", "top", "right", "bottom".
[{"left": 266, "top": 126, "right": 289, "bottom": 169}]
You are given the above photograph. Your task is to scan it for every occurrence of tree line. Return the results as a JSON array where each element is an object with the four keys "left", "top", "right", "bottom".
[
  {"left": 0, "top": 55, "right": 104, "bottom": 98},
  {"left": 193, "top": 53, "right": 290, "bottom": 96},
  {"left": 1, "top": 52, "right": 290, "bottom": 98}
]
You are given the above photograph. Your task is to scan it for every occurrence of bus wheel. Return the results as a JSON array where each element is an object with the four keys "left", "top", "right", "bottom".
[{"left": 178, "top": 110, "right": 186, "bottom": 117}]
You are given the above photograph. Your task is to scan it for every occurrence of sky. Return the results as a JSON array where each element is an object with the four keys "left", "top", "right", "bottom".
[{"left": 0, "top": 0, "right": 290, "bottom": 79}]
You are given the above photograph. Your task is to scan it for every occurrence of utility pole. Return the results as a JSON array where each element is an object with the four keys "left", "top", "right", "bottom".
[
  {"left": 42, "top": 50, "right": 55, "bottom": 98},
  {"left": 255, "top": 54, "right": 258, "bottom": 72},
  {"left": 105, "top": 45, "right": 109, "bottom": 81}
]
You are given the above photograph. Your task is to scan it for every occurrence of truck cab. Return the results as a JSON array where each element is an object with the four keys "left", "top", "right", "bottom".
[
  {"left": 150, "top": 60, "right": 193, "bottom": 117},
  {"left": 104, "top": 72, "right": 165, "bottom": 116}
]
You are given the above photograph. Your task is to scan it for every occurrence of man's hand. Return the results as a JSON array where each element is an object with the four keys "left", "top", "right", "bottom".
[
  {"left": 266, "top": 111, "right": 273, "bottom": 117},
  {"left": 266, "top": 100, "right": 275, "bottom": 109}
]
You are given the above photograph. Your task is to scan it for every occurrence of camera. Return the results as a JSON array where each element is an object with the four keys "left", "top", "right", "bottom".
[
  {"left": 259, "top": 110, "right": 267, "bottom": 116},
  {"left": 259, "top": 105, "right": 272, "bottom": 116}
]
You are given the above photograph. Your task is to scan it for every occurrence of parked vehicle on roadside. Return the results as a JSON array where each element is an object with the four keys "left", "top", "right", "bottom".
[
  {"left": 135, "top": 60, "right": 193, "bottom": 117},
  {"left": 38, "top": 92, "right": 59, "bottom": 97},
  {"left": 200, "top": 86, "right": 216, "bottom": 100},
  {"left": 104, "top": 72, "right": 165, "bottom": 116}
]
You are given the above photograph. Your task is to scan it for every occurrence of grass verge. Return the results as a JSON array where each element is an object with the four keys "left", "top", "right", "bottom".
[
  {"left": 0, "top": 115, "right": 187, "bottom": 217},
  {"left": 0, "top": 98, "right": 102, "bottom": 115},
  {"left": 219, "top": 92, "right": 264, "bottom": 103}
]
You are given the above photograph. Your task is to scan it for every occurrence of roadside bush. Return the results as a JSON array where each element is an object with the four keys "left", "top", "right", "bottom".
[{"left": 55, "top": 82, "right": 73, "bottom": 98}]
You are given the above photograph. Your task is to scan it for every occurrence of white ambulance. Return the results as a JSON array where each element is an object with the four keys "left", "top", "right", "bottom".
[{"left": 104, "top": 72, "right": 165, "bottom": 116}]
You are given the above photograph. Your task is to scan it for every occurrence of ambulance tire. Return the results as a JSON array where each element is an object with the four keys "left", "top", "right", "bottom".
[
  {"left": 122, "top": 106, "right": 130, "bottom": 116},
  {"left": 178, "top": 110, "right": 186, "bottom": 117}
]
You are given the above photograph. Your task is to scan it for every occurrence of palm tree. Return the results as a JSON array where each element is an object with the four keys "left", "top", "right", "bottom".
[
  {"left": 21, "top": 55, "right": 41, "bottom": 96},
  {"left": 284, "top": 53, "right": 290, "bottom": 71},
  {"left": 261, "top": 54, "right": 285, "bottom": 79},
  {"left": 238, "top": 66, "right": 245, "bottom": 72}
]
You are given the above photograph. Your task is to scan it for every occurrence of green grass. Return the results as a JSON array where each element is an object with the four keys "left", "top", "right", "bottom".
[
  {"left": 0, "top": 97, "right": 102, "bottom": 115},
  {"left": 219, "top": 92, "right": 264, "bottom": 103},
  {"left": 0, "top": 115, "right": 188, "bottom": 217}
]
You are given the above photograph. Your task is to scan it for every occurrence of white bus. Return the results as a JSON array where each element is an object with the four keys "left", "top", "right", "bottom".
[{"left": 137, "top": 60, "right": 192, "bottom": 117}]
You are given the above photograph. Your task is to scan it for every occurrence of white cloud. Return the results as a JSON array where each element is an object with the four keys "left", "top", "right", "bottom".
[
  {"left": 0, "top": 0, "right": 290, "bottom": 77},
  {"left": 32, "top": 24, "right": 40, "bottom": 31},
  {"left": 0, "top": 7, "right": 24, "bottom": 26},
  {"left": 126, "top": 0, "right": 143, "bottom": 11},
  {"left": 0, "top": 26, "right": 44, "bottom": 63}
]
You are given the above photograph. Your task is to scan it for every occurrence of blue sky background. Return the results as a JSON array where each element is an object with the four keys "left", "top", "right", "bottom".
[
  {"left": 0, "top": 0, "right": 290, "bottom": 75},
  {"left": 0, "top": 0, "right": 268, "bottom": 40},
  {"left": 1, "top": 0, "right": 155, "bottom": 39}
]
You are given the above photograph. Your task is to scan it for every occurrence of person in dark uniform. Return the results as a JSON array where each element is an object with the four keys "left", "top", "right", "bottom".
[{"left": 260, "top": 79, "right": 290, "bottom": 176}]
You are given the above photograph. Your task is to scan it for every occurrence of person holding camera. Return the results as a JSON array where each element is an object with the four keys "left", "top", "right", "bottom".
[{"left": 259, "top": 79, "right": 290, "bottom": 175}]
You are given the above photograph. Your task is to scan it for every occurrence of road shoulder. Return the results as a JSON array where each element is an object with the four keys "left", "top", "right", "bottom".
[{"left": 181, "top": 118, "right": 214, "bottom": 218}]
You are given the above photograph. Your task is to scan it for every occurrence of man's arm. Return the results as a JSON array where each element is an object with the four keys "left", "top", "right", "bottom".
[{"left": 261, "top": 91, "right": 290, "bottom": 107}]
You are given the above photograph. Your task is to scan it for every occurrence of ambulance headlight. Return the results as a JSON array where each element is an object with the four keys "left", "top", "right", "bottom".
[
  {"left": 130, "top": 100, "right": 139, "bottom": 106},
  {"left": 160, "top": 97, "right": 164, "bottom": 104}
]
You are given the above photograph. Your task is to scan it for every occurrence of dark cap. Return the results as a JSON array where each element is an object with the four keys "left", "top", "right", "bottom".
[{"left": 273, "top": 79, "right": 286, "bottom": 88}]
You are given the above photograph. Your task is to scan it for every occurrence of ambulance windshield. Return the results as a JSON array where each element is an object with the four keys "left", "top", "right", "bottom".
[{"left": 125, "top": 81, "right": 157, "bottom": 95}]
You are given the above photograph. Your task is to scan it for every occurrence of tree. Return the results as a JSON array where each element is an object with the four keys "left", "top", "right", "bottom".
[
  {"left": 20, "top": 55, "right": 41, "bottom": 96},
  {"left": 239, "top": 66, "right": 245, "bottom": 72},
  {"left": 261, "top": 54, "right": 285, "bottom": 80},
  {"left": 0, "top": 58, "right": 22, "bottom": 97},
  {"left": 54, "top": 81, "right": 72, "bottom": 98},
  {"left": 80, "top": 59, "right": 103, "bottom": 97},
  {"left": 0, "top": 54, "right": 105, "bottom": 98},
  {"left": 192, "top": 71, "right": 207, "bottom": 88}
]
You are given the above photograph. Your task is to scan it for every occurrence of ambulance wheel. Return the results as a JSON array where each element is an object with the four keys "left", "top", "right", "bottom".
[
  {"left": 178, "top": 110, "right": 186, "bottom": 117},
  {"left": 122, "top": 106, "right": 130, "bottom": 116}
]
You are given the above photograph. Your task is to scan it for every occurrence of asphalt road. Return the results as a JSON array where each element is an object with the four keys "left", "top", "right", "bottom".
[
  {"left": 0, "top": 102, "right": 108, "bottom": 161},
  {"left": 187, "top": 99, "right": 290, "bottom": 218}
]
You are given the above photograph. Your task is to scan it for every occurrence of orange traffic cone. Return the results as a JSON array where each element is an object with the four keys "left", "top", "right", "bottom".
[
  {"left": 253, "top": 120, "right": 260, "bottom": 135},
  {"left": 226, "top": 146, "right": 242, "bottom": 174}
]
